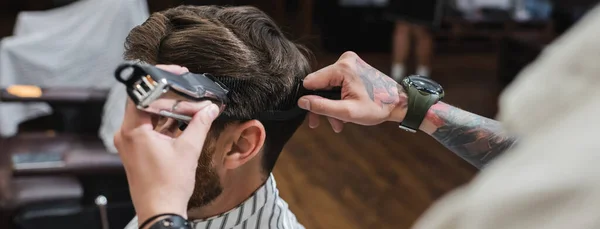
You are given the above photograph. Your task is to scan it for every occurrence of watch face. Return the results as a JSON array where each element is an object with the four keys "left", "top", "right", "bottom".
[{"left": 406, "top": 75, "right": 444, "bottom": 95}]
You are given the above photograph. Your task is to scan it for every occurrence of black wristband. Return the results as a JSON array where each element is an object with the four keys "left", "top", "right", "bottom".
[
  {"left": 149, "top": 214, "right": 191, "bottom": 229},
  {"left": 139, "top": 213, "right": 191, "bottom": 229}
]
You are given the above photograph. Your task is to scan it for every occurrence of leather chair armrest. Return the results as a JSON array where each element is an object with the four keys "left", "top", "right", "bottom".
[{"left": 0, "top": 87, "right": 108, "bottom": 104}]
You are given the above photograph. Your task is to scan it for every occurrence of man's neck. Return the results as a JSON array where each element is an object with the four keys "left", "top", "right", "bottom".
[{"left": 186, "top": 168, "right": 267, "bottom": 220}]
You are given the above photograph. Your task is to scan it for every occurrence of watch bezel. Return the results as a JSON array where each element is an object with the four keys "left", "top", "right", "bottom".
[
  {"left": 398, "top": 125, "right": 417, "bottom": 133},
  {"left": 402, "top": 75, "right": 445, "bottom": 98}
]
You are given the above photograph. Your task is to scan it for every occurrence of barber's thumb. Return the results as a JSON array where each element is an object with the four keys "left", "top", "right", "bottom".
[
  {"left": 175, "top": 103, "right": 219, "bottom": 153},
  {"left": 298, "top": 95, "right": 349, "bottom": 119},
  {"left": 185, "top": 103, "right": 220, "bottom": 128},
  {"left": 298, "top": 96, "right": 313, "bottom": 111},
  {"left": 178, "top": 103, "right": 218, "bottom": 137},
  {"left": 198, "top": 103, "right": 220, "bottom": 125}
]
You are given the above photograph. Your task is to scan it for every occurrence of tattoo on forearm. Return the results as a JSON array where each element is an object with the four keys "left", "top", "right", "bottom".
[
  {"left": 355, "top": 58, "right": 406, "bottom": 108},
  {"left": 428, "top": 104, "right": 517, "bottom": 169}
]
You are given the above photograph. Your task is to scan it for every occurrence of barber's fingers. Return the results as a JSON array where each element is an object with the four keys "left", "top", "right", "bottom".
[
  {"left": 156, "top": 65, "right": 189, "bottom": 75},
  {"left": 307, "top": 112, "right": 344, "bottom": 133},
  {"left": 303, "top": 51, "right": 362, "bottom": 90},
  {"left": 120, "top": 99, "right": 154, "bottom": 133},
  {"left": 174, "top": 103, "right": 220, "bottom": 155},
  {"left": 303, "top": 64, "right": 347, "bottom": 90},
  {"left": 308, "top": 112, "right": 320, "bottom": 129},
  {"left": 299, "top": 95, "right": 357, "bottom": 121},
  {"left": 327, "top": 117, "right": 344, "bottom": 133},
  {"left": 338, "top": 51, "right": 359, "bottom": 61},
  {"left": 173, "top": 101, "right": 213, "bottom": 117}
]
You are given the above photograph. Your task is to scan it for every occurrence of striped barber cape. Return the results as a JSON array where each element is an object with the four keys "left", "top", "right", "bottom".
[{"left": 124, "top": 174, "right": 304, "bottom": 229}]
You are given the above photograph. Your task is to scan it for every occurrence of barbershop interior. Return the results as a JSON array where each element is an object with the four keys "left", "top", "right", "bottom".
[{"left": 0, "top": 0, "right": 596, "bottom": 229}]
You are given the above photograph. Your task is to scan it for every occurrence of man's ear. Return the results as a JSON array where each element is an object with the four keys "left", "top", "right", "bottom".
[{"left": 223, "top": 120, "right": 266, "bottom": 170}]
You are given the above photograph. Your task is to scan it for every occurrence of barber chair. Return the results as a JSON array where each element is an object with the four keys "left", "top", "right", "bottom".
[{"left": 0, "top": 87, "right": 135, "bottom": 229}]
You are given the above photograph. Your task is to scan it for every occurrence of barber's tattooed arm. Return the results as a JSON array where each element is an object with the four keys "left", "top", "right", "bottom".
[
  {"left": 425, "top": 103, "right": 518, "bottom": 169},
  {"left": 355, "top": 58, "right": 407, "bottom": 109},
  {"left": 351, "top": 57, "right": 513, "bottom": 168}
]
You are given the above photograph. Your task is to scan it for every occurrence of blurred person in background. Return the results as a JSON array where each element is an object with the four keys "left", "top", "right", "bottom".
[
  {"left": 116, "top": 5, "right": 310, "bottom": 229},
  {"left": 387, "top": 0, "right": 440, "bottom": 81}
]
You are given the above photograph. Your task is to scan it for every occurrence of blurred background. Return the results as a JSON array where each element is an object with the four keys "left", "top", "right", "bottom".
[{"left": 0, "top": 0, "right": 597, "bottom": 228}]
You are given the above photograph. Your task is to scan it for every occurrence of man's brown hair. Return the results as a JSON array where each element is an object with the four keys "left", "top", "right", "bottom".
[{"left": 124, "top": 5, "right": 311, "bottom": 173}]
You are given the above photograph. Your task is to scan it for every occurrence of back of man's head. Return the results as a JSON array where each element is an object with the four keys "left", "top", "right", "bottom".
[{"left": 124, "top": 5, "right": 310, "bottom": 174}]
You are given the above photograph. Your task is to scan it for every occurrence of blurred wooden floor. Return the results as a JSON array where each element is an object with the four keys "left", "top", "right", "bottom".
[{"left": 273, "top": 52, "right": 502, "bottom": 229}]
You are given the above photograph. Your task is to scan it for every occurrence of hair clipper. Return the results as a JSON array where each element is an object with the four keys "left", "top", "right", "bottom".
[{"left": 114, "top": 62, "right": 230, "bottom": 123}]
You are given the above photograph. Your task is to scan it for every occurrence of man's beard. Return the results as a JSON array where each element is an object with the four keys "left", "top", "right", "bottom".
[{"left": 187, "top": 141, "right": 223, "bottom": 209}]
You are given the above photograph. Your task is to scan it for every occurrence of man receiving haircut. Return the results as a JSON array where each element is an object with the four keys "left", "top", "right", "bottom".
[{"left": 122, "top": 5, "right": 309, "bottom": 229}]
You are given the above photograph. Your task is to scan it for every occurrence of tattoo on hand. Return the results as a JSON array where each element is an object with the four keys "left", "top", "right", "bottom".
[
  {"left": 428, "top": 104, "right": 517, "bottom": 169},
  {"left": 355, "top": 58, "right": 405, "bottom": 108}
]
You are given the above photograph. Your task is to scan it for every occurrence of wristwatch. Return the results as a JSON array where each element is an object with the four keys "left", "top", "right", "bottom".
[
  {"left": 149, "top": 215, "right": 191, "bottom": 229},
  {"left": 141, "top": 214, "right": 192, "bottom": 229},
  {"left": 398, "top": 75, "right": 444, "bottom": 133}
]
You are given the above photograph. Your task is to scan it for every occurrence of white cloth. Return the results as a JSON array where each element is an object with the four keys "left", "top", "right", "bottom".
[
  {"left": 413, "top": 4, "right": 600, "bottom": 229},
  {"left": 99, "top": 83, "right": 127, "bottom": 153},
  {"left": 0, "top": 0, "right": 148, "bottom": 137},
  {"left": 124, "top": 174, "right": 304, "bottom": 229}
]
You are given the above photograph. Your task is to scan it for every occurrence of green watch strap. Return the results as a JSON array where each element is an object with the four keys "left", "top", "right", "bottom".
[{"left": 400, "top": 86, "right": 440, "bottom": 131}]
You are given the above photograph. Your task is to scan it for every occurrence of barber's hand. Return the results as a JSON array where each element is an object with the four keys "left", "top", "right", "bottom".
[
  {"left": 298, "top": 51, "right": 408, "bottom": 132},
  {"left": 113, "top": 65, "right": 220, "bottom": 224}
]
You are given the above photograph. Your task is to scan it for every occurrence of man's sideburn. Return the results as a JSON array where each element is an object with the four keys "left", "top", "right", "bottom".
[{"left": 154, "top": 117, "right": 224, "bottom": 209}]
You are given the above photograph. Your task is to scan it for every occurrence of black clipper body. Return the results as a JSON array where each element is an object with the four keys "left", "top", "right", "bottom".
[{"left": 114, "top": 62, "right": 230, "bottom": 123}]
